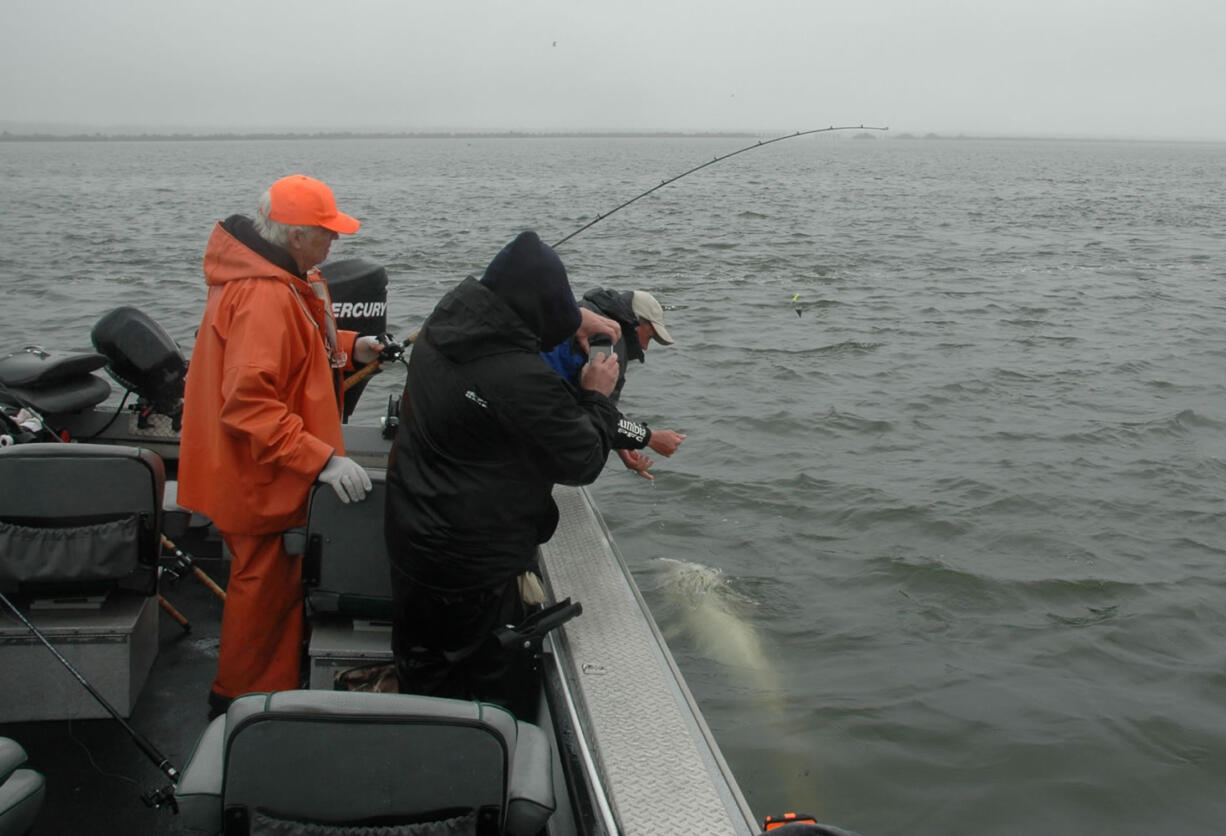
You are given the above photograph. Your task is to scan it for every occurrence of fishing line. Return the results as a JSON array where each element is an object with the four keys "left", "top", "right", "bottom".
[
  {"left": 372, "top": 125, "right": 889, "bottom": 366},
  {"left": 551, "top": 124, "right": 888, "bottom": 248},
  {"left": 68, "top": 718, "right": 145, "bottom": 791}
]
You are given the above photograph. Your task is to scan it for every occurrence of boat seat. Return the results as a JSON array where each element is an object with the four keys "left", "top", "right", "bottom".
[
  {"left": 0, "top": 375, "right": 112, "bottom": 416},
  {"left": 289, "top": 476, "right": 393, "bottom": 620},
  {"left": 0, "top": 443, "right": 164, "bottom": 598},
  {"left": 174, "top": 689, "right": 555, "bottom": 836},
  {"left": 0, "top": 347, "right": 113, "bottom": 416},
  {"left": 0, "top": 737, "right": 44, "bottom": 836}
]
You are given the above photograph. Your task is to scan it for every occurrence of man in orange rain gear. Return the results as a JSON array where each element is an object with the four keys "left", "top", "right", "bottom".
[{"left": 178, "top": 175, "right": 383, "bottom": 718}]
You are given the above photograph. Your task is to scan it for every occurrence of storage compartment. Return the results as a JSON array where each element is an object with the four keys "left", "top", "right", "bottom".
[
  {"left": 0, "top": 591, "right": 158, "bottom": 722},
  {"left": 307, "top": 614, "right": 393, "bottom": 690}
]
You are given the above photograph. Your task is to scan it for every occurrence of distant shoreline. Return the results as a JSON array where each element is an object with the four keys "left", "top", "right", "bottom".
[
  {"left": 0, "top": 130, "right": 762, "bottom": 143},
  {"left": 1, "top": 130, "right": 1217, "bottom": 144}
]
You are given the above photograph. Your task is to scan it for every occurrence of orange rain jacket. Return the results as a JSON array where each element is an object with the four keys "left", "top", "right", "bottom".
[{"left": 178, "top": 219, "right": 358, "bottom": 535}]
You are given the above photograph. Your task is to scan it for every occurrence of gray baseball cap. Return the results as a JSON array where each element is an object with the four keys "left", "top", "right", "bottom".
[{"left": 631, "top": 291, "right": 674, "bottom": 345}]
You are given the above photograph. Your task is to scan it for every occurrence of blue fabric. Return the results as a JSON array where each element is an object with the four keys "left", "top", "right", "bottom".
[{"left": 540, "top": 340, "right": 585, "bottom": 386}]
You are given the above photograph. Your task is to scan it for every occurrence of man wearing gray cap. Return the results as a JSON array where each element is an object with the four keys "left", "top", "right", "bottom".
[{"left": 541, "top": 287, "right": 686, "bottom": 480}]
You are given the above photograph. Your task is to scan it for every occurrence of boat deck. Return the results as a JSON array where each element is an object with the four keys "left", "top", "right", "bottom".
[
  {"left": 542, "top": 487, "right": 757, "bottom": 835},
  {"left": 0, "top": 417, "right": 760, "bottom": 835}
]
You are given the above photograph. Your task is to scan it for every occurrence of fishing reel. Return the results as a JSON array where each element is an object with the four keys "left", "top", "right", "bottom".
[
  {"left": 141, "top": 783, "right": 179, "bottom": 813},
  {"left": 375, "top": 333, "right": 406, "bottom": 365}
]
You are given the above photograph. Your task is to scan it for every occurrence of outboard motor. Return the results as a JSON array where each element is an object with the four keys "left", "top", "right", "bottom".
[
  {"left": 91, "top": 307, "right": 187, "bottom": 428},
  {"left": 320, "top": 258, "right": 388, "bottom": 422}
]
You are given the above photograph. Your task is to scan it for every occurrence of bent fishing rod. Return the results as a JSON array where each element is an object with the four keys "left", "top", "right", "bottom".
[
  {"left": 349, "top": 123, "right": 888, "bottom": 380},
  {"left": 550, "top": 124, "right": 888, "bottom": 248}
]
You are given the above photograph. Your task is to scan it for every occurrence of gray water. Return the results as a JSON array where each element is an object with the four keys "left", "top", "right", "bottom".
[{"left": 3, "top": 135, "right": 1226, "bottom": 835}]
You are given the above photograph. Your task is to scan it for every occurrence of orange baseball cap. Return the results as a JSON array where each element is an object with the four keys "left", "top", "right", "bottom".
[{"left": 267, "top": 174, "right": 361, "bottom": 234}]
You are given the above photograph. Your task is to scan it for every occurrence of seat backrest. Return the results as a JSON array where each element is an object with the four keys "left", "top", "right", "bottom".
[
  {"left": 222, "top": 691, "right": 515, "bottom": 834},
  {"left": 0, "top": 443, "right": 163, "bottom": 596},
  {"left": 175, "top": 690, "right": 555, "bottom": 836},
  {"left": 300, "top": 474, "right": 393, "bottom": 619}
]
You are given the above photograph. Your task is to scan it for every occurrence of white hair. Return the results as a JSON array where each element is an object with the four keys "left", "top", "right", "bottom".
[{"left": 254, "top": 188, "right": 316, "bottom": 248}]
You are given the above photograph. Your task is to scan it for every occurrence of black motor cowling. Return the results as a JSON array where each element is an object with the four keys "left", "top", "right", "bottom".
[
  {"left": 320, "top": 258, "right": 389, "bottom": 421},
  {"left": 91, "top": 306, "right": 187, "bottom": 417}
]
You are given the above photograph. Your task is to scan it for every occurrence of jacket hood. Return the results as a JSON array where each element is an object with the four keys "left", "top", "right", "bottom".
[
  {"left": 424, "top": 276, "right": 541, "bottom": 363},
  {"left": 478, "top": 231, "right": 580, "bottom": 351},
  {"left": 203, "top": 215, "right": 304, "bottom": 287}
]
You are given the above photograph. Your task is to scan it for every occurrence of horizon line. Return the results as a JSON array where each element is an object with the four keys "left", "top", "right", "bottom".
[{"left": 1, "top": 128, "right": 1217, "bottom": 144}]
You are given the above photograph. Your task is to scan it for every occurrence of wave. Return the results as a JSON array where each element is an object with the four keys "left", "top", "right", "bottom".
[
  {"left": 812, "top": 340, "right": 882, "bottom": 355},
  {"left": 1060, "top": 409, "right": 1226, "bottom": 444}
]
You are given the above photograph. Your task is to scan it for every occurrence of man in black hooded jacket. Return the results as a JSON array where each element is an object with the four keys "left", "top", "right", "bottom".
[{"left": 384, "top": 231, "right": 620, "bottom": 712}]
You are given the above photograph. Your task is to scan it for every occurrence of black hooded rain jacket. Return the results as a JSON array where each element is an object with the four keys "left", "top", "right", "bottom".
[{"left": 385, "top": 275, "right": 619, "bottom": 590}]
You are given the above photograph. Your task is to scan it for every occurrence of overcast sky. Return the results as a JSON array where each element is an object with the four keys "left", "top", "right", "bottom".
[{"left": 2, "top": 0, "right": 1223, "bottom": 140}]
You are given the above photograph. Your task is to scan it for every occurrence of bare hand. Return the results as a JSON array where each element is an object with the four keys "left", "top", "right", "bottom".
[
  {"left": 575, "top": 307, "right": 621, "bottom": 352},
  {"left": 580, "top": 350, "right": 619, "bottom": 396},
  {"left": 618, "top": 449, "right": 655, "bottom": 481},
  {"left": 647, "top": 429, "right": 686, "bottom": 457}
]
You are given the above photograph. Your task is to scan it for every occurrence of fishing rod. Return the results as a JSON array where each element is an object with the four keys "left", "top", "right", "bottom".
[
  {"left": 161, "top": 533, "right": 226, "bottom": 602},
  {"left": 551, "top": 124, "right": 888, "bottom": 248},
  {"left": 0, "top": 397, "right": 201, "bottom": 809},
  {"left": 0, "top": 590, "right": 181, "bottom": 810},
  {"left": 156, "top": 533, "right": 228, "bottom": 631},
  {"left": 347, "top": 124, "right": 887, "bottom": 379},
  {"left": 342, "top": 332, "right": 413, "bottom": 393}
]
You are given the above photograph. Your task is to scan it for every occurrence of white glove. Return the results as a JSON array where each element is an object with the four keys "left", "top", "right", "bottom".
[
  {"left": 317, "top": 455, "right": 372, "bottom": 504},
  {"left": 353, "top": 335, "right": 384, "bottom": 365}
]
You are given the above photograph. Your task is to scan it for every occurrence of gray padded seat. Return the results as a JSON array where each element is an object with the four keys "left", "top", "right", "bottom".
[
  {"left": 174, "top": 690, "right": 555, "bottom": 836},
  {"left": 0, "top": 737, "right": 44, "bottom": 836},
  {"left": 0, "top": 442, "right": 164, "bottom": 597},
  {"left": 291, "top": 478, "right": 393, "bottom": 620}
]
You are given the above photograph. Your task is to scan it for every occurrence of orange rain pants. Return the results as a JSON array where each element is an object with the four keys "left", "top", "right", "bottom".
[{"left": 212, "top": 531, "right": 305, "bottom": 698}]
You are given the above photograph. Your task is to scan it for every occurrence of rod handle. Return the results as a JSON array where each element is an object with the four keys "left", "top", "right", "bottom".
[
  {"left": 193, "top": 567, "right": 227, "bottom": 602},
  {"left": 158, "top": 595, "right": 190, "bottom": 631},
  {"left": 342, "top": 358, "right": 383, "bottom": 392},
  {"left": 342, "top": 330, "right": 419, "bottom": 393}
]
